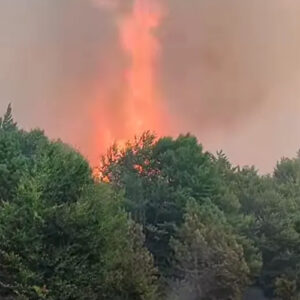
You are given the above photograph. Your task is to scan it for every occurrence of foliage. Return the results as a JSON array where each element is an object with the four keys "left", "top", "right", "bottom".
[
  {"left": 100, "top": 131, "right": 300, "bottom": 298},
  {"left": 0, "top": 107, "right": 158, "bottom": 299},
  {"left": 169, "top": 200, "right": 250, "bottom": 300},
  {"left": 100, "top": 133, "right": 225, "bottom": 275},
  {"left": 1, "top": 106, "right": 300, "bottom": 299}
]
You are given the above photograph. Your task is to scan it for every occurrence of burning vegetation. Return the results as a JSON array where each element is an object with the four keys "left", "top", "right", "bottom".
[
  {"left": 1, "top": 0, "right": 300, "bottom": 299},
  {"left": 1, "top": 106, "right": 300, "bottom": 299}
]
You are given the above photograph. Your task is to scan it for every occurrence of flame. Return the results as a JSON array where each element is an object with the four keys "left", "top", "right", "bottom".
[
  {"left": 89, "top": 0, "right": 166, "bottom": 166},
  {"left": 120, "top": 0, "right": 165, "bottom": 137}
]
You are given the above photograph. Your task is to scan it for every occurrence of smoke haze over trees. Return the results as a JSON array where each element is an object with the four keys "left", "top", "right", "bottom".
[
  {"left": 1, "top": 1, "right": 300, "bottom": 299},
  {"left": 1, "top": 0, "right": 300, "bottom": 171},
  {"left": 1, "top": 106, "right": 300, "bottom": 299}
]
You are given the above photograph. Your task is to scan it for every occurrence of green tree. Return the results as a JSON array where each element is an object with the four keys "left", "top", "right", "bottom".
[
  {"left": 275, "top": 276, "right": 298, "bottom": 300},
  {"left": 230, "top": 159, "right": 300, "bottom": 297},
  {"left": 100, "top": 133, "right": 221, "bottom": 276},
  {"left": 0, "top": 104, "right": 17, "bottom": 131},
  {"left": 170, "top": 200, "right": 250, "bottom": 300},
  {"left": 34, "top": 141, "right": 92, "bottom": 204},
  {"left": 0, "top": 109, "right": 158, "bottom": 299},
  {"left": 0, "top": 178, "right": 158, "bottom": 299},
  {"left": 0, "top": 113, "right": 26, "bottom": 201}
]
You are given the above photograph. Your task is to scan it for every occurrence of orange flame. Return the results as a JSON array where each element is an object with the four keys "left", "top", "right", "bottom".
[
  {"left": 120, "top": 0, "right": 165, "bottom": 137},
  {"left": 89, "top": 0, "right": 166, "bottom": 166}
]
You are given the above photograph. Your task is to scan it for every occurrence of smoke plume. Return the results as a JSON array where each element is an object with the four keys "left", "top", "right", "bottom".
[{"left": 1, "top": 0, "right": 300, "bottom": 172}]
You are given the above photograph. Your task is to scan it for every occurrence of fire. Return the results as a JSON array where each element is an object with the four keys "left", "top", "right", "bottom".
[
  {"left": 89, "top": 0, "right": 166, "bottom": 166},
  {"left": 120, "top": 0, "right": 165, "bottom": 137}
]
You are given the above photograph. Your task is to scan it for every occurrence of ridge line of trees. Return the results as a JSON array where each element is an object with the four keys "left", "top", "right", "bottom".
[{"left": 0, "top": 105, "right": 299, "bottom": 299}]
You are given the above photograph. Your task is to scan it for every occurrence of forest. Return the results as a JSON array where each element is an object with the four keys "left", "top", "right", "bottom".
[{"left": 0, "top": 104, "right": 299, "bottom": 300}]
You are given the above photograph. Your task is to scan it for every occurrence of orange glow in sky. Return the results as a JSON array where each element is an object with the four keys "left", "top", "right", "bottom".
[
  {"left": 88, "top": 0, "right": 166, "bottom": 165},
  {"left": 119, "top": 0, "right": 164, "bottom": 137}
]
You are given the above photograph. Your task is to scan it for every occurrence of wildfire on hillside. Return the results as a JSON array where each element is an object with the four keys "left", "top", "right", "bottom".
[{"left": 89, "top": 0, "right": 167, "bottom": 165}]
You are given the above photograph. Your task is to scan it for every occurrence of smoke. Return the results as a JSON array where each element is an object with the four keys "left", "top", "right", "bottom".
[
  {"left": 0, "top": 0, "right": 124, "bottom": 163},
  {"left": 160, "top": 0, "right": 300, "bottom": 171},
  {"left": 1, "top": 0, "right": 300, "bottom": 172}
]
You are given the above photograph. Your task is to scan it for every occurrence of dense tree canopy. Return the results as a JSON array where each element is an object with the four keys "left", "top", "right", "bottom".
[
  {"left": 170, "top": 200, "right": 250, "bottom": 300},
  {"left": 100, "top": 131, "right": 300, "bottom": 299},
  {"left": 0, "top": 106, "right": 158, "bottom": 300},
  {"left": 1, "top": 105, "right": 300, "bottom": 299}
]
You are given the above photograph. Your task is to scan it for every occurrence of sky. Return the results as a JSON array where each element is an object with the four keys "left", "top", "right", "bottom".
[{"left": 1, "top": 0, "right": 300, "bottom": 173}]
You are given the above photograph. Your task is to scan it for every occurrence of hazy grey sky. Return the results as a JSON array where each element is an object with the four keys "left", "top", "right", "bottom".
[{"left": 1, "top": 0, "right": 300, "bottom": 172}]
